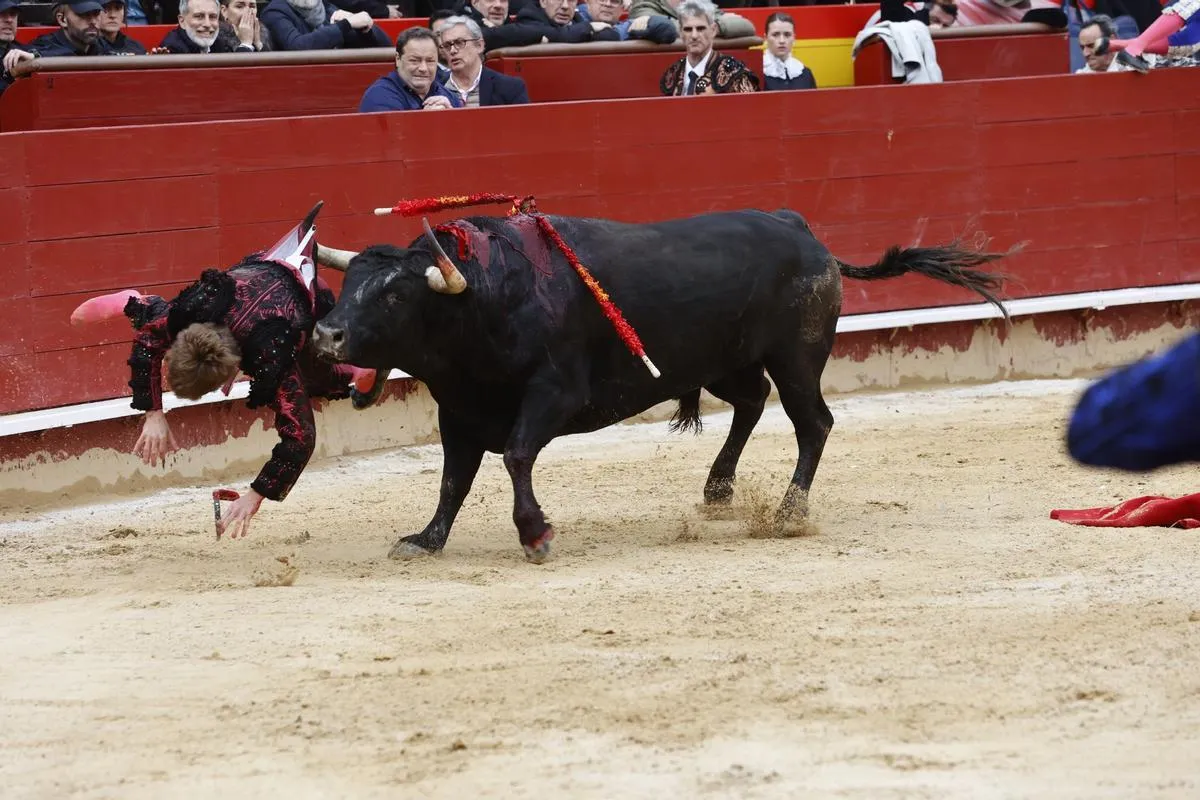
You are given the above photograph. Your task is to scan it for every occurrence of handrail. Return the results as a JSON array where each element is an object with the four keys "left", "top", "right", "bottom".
[
  {"left": 8, "top": 47, "right": 397, "bottom": 78},
  {"left": 485, "top": 35, "right": 764, "bottom": 59},
  {"left": 857, "top": 20, "right": 1062, "bottom": 49},
  {"left": 930, "top": 21, "right": 1064, "bottom": 37},
  {"left": 6, "top": 35, "right": 766, "bottom": 79}
]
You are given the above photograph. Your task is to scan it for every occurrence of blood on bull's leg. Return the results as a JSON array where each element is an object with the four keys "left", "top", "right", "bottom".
[
  {"left": 701, "top": 365, "right": 772, "bottom": 505},
  {"left": 502, "top": 364, "right": 589, "bottom": 563},
  {"left": 389, "top": 411, "right": 485, "bottom": 559}
]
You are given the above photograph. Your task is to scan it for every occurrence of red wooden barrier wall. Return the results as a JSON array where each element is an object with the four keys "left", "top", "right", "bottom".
[
  {"left": 853, "top": 32, "right": 1068, "bottom": 84},
  {"left": 4, "top": 68, "right": 1200, "bottom": 417}
]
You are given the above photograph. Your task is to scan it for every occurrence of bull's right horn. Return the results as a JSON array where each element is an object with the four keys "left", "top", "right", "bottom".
[
  {"left": 315, "top": 244, "right": 359, "bottom": 272},
  {"left": 422, "top": 218, "right": 468, "bottom": 295}
]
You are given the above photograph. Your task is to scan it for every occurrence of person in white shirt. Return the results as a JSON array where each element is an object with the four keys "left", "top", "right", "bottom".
[{"left": 1075, "top": 15, "right": 1131, "bottom": 73}]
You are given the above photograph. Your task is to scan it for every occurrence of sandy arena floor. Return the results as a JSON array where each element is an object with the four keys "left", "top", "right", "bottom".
[{"left": 2, "top": 379, "right": 1199, "bottom": 799}]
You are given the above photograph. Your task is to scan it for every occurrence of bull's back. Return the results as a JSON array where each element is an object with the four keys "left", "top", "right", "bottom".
[{"left": 543, "top": 209, "right": 836, "bottom": 427}]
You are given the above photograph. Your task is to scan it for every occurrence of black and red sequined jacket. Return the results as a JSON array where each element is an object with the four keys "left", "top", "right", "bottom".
[{"left": 124, "top": 258, "right": 355, "bottom": 502}]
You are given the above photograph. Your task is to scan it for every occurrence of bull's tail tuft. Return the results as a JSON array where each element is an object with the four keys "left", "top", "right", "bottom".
[
  {"left": 836, "top": 238, "right": 1023, "bottom": 322},
  {"left": 669, "top": 389, "right": 704, "bottom": 436}
]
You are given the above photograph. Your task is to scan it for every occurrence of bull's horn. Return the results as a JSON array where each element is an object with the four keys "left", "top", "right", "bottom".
[
  {"left": 315, "top": 244, "right": 358, "bottom": 272},
  {"left": 422, "top": 218, "right": 468, "bottom": 295}
]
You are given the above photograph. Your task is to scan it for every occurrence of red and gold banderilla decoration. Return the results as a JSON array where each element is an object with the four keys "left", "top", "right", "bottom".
[{"left": 373, "top": 193, "right": 661, "bottom": 379}]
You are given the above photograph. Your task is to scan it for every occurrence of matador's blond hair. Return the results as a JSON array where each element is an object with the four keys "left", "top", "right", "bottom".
[{"left": 165, "top": 323, "right": 241, "bottom": 400}]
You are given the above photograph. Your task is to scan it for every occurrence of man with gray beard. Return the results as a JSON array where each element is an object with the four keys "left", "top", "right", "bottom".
[
  {"left": 158, "top": 0, "right": 256, "bottom": 51},
  {"left": 261, "top": 0, "right": 390, "bottom": 50}
]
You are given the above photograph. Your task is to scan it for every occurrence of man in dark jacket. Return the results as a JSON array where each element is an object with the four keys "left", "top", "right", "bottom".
[
  {"left": 359, "top": 26, "right": 462, "bottom": 111},
  {"left": 451, "top": 0, "right": 543, "bottom": 49},
  {"left": 26, "top": 0, "right": 108, "bottom": 56},
  {"left": 438, "top": 15, "right": 529, "bottom": 105},
  {"left": 511, "top": 0, "right": 619, "bottom": 43},
  {"left": 576, "top": 0, "right": 676, "bottom": 43},
  {"left": 159, "top": 0, "right": 260, "bottom": 51},
  {"left": 98, "top": 0, "right": 148, "bottom": 53},
  {"left": 1, "top": 0, "right": 32, "bottom": 96},
  {"left": 261, "top": 0, "right": 390, "bottom": 50}
]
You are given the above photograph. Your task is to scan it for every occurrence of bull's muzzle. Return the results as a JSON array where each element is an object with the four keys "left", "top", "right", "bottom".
[{"left": 312, "top": 322, "right": 348, "bottom": 362}]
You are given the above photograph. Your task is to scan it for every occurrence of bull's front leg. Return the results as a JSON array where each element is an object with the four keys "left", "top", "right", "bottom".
[
  {"left": 389, "top": 409, "right": 484, "bottom": 560},
  {"left": 503, "top": 365, "right": 588, "bottom": 564}
]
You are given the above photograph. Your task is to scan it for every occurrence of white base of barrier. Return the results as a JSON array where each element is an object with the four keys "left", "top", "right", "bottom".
[{"left": 4, "top": 282, "right": 1199, "bottom": 439}]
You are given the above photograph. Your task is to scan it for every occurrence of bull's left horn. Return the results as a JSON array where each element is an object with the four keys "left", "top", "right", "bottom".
[
  {"left": 315, "top": 244, "right": 359, "bottom": 272},
  {"left": 422, "top": 218, "right": 468, "bottom": 295}
]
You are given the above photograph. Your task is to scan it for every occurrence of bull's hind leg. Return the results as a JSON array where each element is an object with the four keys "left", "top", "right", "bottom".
[
  {"left": 701, "top": 364, "right": 772, "bottom": 505},
  {"left": 390, "top": 409, "right": 485, "bottom": 559},
  {"left": 763, "top": 344, "right": 835, "bottom": 531}
]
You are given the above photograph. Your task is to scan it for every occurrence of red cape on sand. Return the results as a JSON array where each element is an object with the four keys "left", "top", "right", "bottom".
[{"left": 1051, "top": 494, "right": 1200, "bottom": 529}]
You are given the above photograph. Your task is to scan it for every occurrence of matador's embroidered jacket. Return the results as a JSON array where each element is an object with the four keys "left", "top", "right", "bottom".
[{"left": 124, "top": 258, "right": 354, "bottom": 502}]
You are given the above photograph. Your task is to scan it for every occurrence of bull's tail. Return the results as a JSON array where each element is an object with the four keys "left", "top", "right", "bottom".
[
  {"left": 669, "top": 389, "right": 703, "bottom": 435},
  {"left": 836, "top": 239, "right": 1019, "bottom": 322}
]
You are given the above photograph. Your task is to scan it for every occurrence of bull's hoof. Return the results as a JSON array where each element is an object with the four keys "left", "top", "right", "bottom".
[
  {"left": 351, "top": 381, "right": 386, "bottom": 411},
  {"left": 388, "top": 539, "right": 440, "bottom": 560},
  {"left": 703, "top": 479, "right": 734, "bottom": 506},
  {"left": 522, "top": 527, "right": 555, "bottom": 564}
]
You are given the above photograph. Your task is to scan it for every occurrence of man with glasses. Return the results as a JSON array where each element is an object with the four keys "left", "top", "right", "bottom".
[
  {"left": 438, "top": 15, "right": 529, "bottom": 105},
  {"left": 359, "top": 26, "right": 462, "bottom": 111}
]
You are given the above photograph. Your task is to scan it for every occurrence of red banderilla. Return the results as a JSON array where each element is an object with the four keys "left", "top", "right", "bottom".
[{"left": 212, "top": 489, "right": 240, "bottom": 539}]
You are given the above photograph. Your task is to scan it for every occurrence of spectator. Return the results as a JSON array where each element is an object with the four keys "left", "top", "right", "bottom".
[
  {"left": 762, "top": 12, "right": 816, "bottom": 90},
  {"left": 99, "top": 0, "right": 148, "bottom": 52},
  {"left": 359, "top": 26, "right": 462, "bottom": 111},
  {"left": 26, "top": 0, "right": 107, "bottom": 56},
  {"left": 439, "top": 15, "right": 528, "bottom": 105},
  {"left": 629, "top": 0, "right": 755, "bottom": 40},
  {"left": 512, "top": 0, "right": 618, "bottom": 42},
  {"left": 430, "top": 8, "right": 455, "bottom": 80},
  {"left": 873, "top": 0, "right": 959, "bottom": 28},
  {"left": 660, "top": 0, "right": 757, "bottom": 95},
  {"left": 218, "top": 0, "right": 273, "bottom": 50},
  {"left": 1076, "top": 13, "right": 1130, "bottom": 71},
  {"left": 1, "top": 0, "right": 32, "bottom": 96},
  {"left": 260, "top": 0, "right": 389, "bottom": 50},
  {"left": 159, "top": 0, "right": 256, "bottom": 50},
  {"left": 452, "top": 0, "right": 545, "bottom": 48},
  {"left": 575, "top": 0, "right": 676, "bottom": 42},
  {"left": 1062, "top": 0, "right": 1140, "bottom": 72}
]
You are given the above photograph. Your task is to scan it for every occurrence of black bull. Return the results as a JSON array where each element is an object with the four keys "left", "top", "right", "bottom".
[{"left": 311, "top": 207, "right": 1012, "bottom": 563}]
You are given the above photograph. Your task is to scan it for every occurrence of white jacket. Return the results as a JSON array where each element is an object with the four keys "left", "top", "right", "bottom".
[{"left": 852, "top": 20, "right": 944, "bottom": 84}]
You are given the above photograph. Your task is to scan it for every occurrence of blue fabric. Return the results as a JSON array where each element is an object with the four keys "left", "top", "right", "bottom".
[
  {"left": 1067, "top": 331, "right": 1200, "bottom": 471},
  {"left": 359, "top": 70, "right": 462, "bottom": 112}
]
